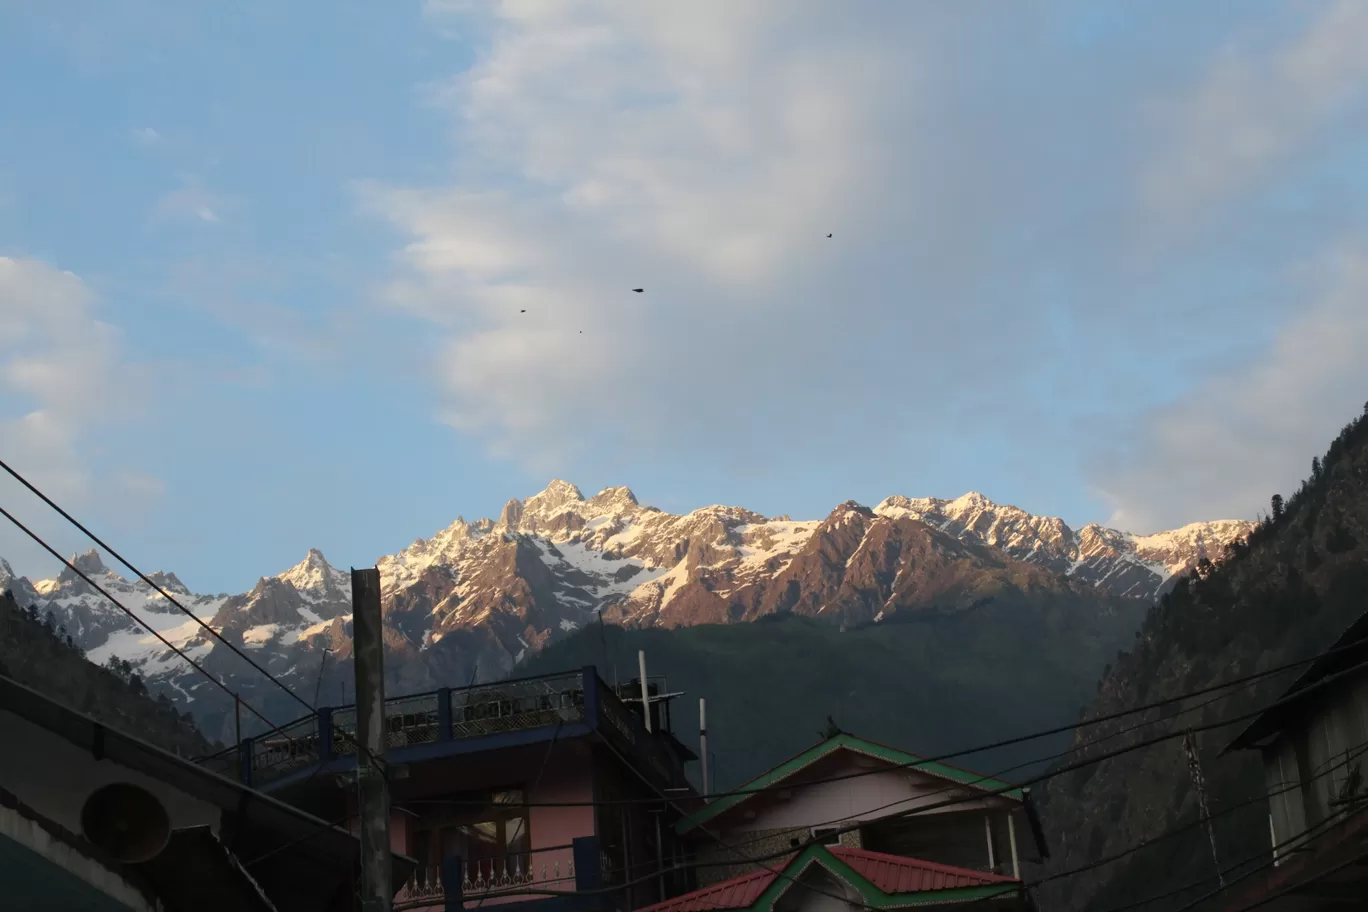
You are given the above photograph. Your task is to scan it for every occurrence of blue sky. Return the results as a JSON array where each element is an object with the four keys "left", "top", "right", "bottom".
[{"left": 3, "top": 0, "right": 1368, "bottom": 593}]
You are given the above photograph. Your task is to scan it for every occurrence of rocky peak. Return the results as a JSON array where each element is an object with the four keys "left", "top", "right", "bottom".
[
  {"left": 53, "top": 548, "right": 109, "bottom": 593},
  {"left": 145, "top": 570, "right": 192, "bottom": 597},
  {"left": 523, "top": 479, "right": 586, "bottom": 517},
  {"left": 498, "top": 498, "right": 525, "bottom": 530},
  {"left": 276, "top": 548, "right": 347, "bottom": 599},
  {"left": 589, "top": 486, "right": 639, "bottom": 510},
  {"left": 71, "top": 548, "right": 107, "bottom": 576},
  {"left": 828, "top": 500, "right": 876, "bottom": 521}
]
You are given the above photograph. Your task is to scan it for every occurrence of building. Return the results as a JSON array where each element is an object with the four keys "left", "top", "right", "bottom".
[
  {"left": 0, "top": 671, "right": 415, "bottom": 912},
  {"left": 635, "top": 844, "right": 1025, "bottom": 912},
  {"left": 665, "top": 732, "right": 1047, "bottom": 911},
  {"left": 198, "top": 665, "right": 702, "bottom": 912},
  {"left": 1219, "top": 609, "right": 1368, "bottom": 909}
]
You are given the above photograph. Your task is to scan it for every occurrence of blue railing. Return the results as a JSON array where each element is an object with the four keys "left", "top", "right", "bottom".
[{"left": 196, "top": 666, "right": 687, "bottom": 792}]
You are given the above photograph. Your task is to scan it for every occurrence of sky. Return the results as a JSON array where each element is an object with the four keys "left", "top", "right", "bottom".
[{"left": 3, "top": 0, "right": 1368, "bottom": 594}]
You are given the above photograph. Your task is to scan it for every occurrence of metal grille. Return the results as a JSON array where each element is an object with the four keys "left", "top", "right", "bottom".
[
  {"left": 385, "top": 692, "right": 441, "bottom": 749},
  {"left": 251, "top": 715, "right": 320, "bottom": 780},
  {"left": 332, "top": 707, "right": 358, "bottom": 757},
  {"left": 195, "top": 671, "right": 589, "bottom": 782},
  {"left": 450, "top": 674, "right": 584, "bottom": 739}
]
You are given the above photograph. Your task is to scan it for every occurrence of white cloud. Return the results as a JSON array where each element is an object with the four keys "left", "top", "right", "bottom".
[
  {"left": 1144, "top": 0, "right": 1368, "bottom": 217},
  {"left": 364, "top": 1, "right": 1368, "bottom": 523},
  {"left": 0, "top": 257, "right": 157, "bottom": 571},
  {"left": 1094, "top": 243, "right": 1368, "bottom": 533},
  {"left": 131, "top": 126, "right": 163, "bottom": 146},
  {"left": 153, "top": 178, "right": 229, "bottom": 224},
  {"left": 365, "top": 3, "right": 1070, "bottom": 466}
]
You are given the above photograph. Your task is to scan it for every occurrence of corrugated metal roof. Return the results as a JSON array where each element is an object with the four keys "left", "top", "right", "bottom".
[
  {"left": 829, "top": 846, "right": 1017, "bottom": 893},
  {"left": 636, "top": 847, "right": 1018, "bottom": 912},
  {"left": 637, "top": 870, "right": 778, "bottom": 912}
]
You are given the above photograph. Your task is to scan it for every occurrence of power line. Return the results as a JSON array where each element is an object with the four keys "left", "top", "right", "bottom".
[
  {"left": 0, "top": 501, "right": 289, "bottom": 739},
  {"left": 1225, "top": 838, "right": 1368, "bottom": 912},
  {"left": 695, "top": 652, "right": 1368, "bottom": 872},
  {"left": 0, "top": 457, "right": 323, "bottom": 721},
  {"left": 256, "top": 644, "right": 1368, "bottom": 907},
  {"left": 1106, "top": 803, "right": 1368, "bottom": 912},
  {"left": 719, "top": 670, "right": 1261, "bottom": 857},
  {"left": 392, "top": 642, "right": 1365, "bottom": 816},
  {"left": 1030, "top": 734, "right": 1368, "bottom": 893},
  {"left": 0, "top": 458, "right": 389, "bottom": 773}
]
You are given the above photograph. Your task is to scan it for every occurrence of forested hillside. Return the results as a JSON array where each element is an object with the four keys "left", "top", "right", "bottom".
[
  {"left": 521, "top": 590, "right": 1148, "bottom": 790},
  {"left": 0, "top": 588, "right": 216, "bottom": 758},
  {"left": 1032, "top": 403, "right": 1368, "bottom": 911}
]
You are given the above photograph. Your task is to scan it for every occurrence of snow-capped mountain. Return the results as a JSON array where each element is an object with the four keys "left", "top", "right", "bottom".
[
  {"left": 0, "top": 482, "right": 1253, "bottom": 740},
  {"left": 873, "top": 492, "right": 1254, "bottom": 598}
]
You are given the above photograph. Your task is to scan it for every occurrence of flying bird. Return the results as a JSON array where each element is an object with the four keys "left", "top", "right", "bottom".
[
  {"left": 827, "top": 233, "right": 832, "bottom": 238},
  {"left": 520, "top": 309, "right": 526, "bottom": 313},
  {"left": 632, "top": 288, "right": 643, "bottom": 293}
]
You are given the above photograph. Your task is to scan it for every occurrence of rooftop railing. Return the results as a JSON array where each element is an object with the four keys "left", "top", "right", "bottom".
[{"left": 196, "top": 669, "right": 609, "bottom": 788}]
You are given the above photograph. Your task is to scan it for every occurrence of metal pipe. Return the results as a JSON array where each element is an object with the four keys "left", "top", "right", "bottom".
[
  {"left": 1008, "top": 812, "right": 1020, "bottom": 879},
  {"left": 984, "top": 815, "right": 996, "bottom": 872},
  {"left": 639, "top": 650, "right": 651, "bottom": 733},
  {"left": 655, "top": 812, "right": 665, "bottom": 900},
  {"left": 699, "top": 698, "right": 710, "bottom": 796}
]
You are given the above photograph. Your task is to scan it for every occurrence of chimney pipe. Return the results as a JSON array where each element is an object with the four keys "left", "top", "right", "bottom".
[
  {"left": 699, "top": 698, "right": 710, "bottom": 796},
  {"left": 639, "top": 650, "right": 652, "bottom": 733}
]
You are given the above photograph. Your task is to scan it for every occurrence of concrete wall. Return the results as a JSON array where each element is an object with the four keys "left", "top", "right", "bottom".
[
  {"left": 0, "top": 709, "right": 222, "bottom": 839},
  {"left": 0, "top": 802, "right": 162, "bottom": 912},
  {"left": 726, "top": 756, "right": 1002, "bottom": 833},
  {"left": 693, "top": 755, "right": 1011, "bottom": 887}
]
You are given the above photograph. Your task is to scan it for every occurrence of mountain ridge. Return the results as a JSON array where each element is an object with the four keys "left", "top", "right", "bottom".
[{"left": 0, "top": 483, "right": 1253, "bottom": 741}]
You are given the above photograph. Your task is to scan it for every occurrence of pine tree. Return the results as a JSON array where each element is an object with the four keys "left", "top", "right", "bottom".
[
  {"left": 1312, "top": 456, "right": 1322, "bottom": 479},
  {"left": 1270, "top": 494, "right": 1284, "bottom": 523}
]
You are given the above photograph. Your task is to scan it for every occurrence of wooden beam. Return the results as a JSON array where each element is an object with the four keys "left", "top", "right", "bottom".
[{"left": 353, "top": 567, "right": 392, "bottom": 912}]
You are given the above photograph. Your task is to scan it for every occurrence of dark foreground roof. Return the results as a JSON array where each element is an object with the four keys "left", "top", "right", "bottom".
[
  {"left": 0, "top": 672, "right": 415, "bottom": 908},
  {"left": 1223, "top": 607, "right": 1368, "bottom": 754}
]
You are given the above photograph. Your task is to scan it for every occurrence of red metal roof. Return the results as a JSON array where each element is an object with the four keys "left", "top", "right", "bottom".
[
  {"left": 829, "top": 846, "right": 1017, "bottom": 893},
  {"left": 635, "top": 847, "right": 1017, "bottom": 912},
  {"left": 638, "top": 870, "right": 779, "bottom": 912}
]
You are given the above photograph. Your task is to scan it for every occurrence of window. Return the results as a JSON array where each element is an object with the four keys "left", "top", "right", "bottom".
[
  {"left": 411, "top": 789, "right": 531, "bottom": 882},
  {"left": 811, "top": 827, "right": 842, "bottom": 846}
]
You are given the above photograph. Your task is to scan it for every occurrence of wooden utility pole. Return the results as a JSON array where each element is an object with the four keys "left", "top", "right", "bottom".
[{"left": 353, "top": 567, "right": 392, "bottom": 912}]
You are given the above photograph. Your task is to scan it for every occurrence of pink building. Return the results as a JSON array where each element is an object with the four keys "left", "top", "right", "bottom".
[{"left": 198, "top": 666, "right": 702, "bottom": 912}]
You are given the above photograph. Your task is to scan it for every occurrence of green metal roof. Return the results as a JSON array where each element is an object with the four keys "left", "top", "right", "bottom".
[
  {"left": 642, "top": 842, "right": 1021, "bottom": 912},
  {"left": 678, "top": 733, "right": 1025, "bottom": 835}
]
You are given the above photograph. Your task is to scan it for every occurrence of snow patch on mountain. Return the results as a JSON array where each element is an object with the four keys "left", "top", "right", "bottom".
[{"left": 0, "top": 481, "right": 1255, "bottom": 724}]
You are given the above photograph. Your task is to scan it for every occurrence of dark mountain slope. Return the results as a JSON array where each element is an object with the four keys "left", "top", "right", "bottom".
[
  {"left": 1032, "top": 402, "right": 1368, "bottom": 912},
  {"left": 0, "top": 589, "right": 216, "bottom": 757},
  {"left": 520, "top": 591, "right": 1148, "bottom": 791}
]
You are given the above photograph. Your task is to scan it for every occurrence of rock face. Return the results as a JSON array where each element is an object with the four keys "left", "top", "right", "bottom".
[
  {"left": 874, "top": 493, "right": 1251, "bottom": 598},
  {"left": 1030, "top": 406, "right": 1368, "bottom": 911},
  {"left": 0, "top": 482, "right": 1253, "bottom": 741}
]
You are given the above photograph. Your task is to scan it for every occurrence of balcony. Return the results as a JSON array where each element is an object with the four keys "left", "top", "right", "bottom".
[
  {"left": 196, "top": 667, "right": 690, "bottom": 794},
  {"left": 393, "top": 839, "right": 616, "bottom": 911}
]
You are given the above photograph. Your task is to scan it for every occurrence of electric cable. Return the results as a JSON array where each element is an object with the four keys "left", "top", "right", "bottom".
[{"left": 0, "top": 501, "right": 292, "bottom": 740}]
